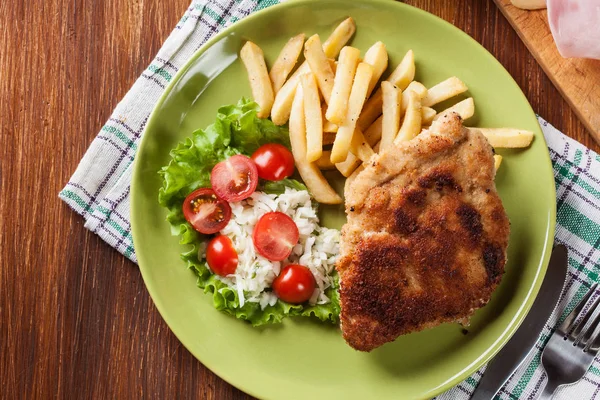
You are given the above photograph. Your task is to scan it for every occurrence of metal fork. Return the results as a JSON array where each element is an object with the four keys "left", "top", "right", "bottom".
[{"left": 538, "top": 283, "right": 600, "bottom": 399}]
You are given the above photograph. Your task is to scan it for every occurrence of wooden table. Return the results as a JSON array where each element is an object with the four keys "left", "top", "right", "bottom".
[{"left": 2, "top": 1, "right": 598, "bottom": 398}]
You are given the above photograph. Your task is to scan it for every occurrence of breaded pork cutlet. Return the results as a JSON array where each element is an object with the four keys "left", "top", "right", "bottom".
[{"left": 337, "top": 113, "right": 510, "bottom": 352}]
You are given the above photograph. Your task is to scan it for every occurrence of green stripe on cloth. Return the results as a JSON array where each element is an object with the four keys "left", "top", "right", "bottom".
[
  {"left": 554, "top": 159, "right": 600, "bottom": 199},
  {"left": 558, "top": 203, "right": 600, "bottom": 247},
  {"left": 569, "top": 257, "right": 599, "bottom": 282},
  {"left": 253, "top": 0, "right": 280, "bottom": 12},
  {"left": 574, "top": 149, "right": 583, "bottom": 165},
  {"left": 101, "top": 125, "right": 138, "bottom": 150},
  {"left": 59, "top": 190, "right": 93, "bottom": 213},
  {"left": 204, "top": 7, "right": 226, "bottom": 26},
  {"left": 147, "top": 64, "right": 173, "bottom": 82},
  {"left": 104, "top": 218, "right": 135, "bottom": 254},
  {"left": 559, "top": 285, "right": 590, "bottom": 326},
  {"left": 511, "top": 354, "right": 542, "bottom": 399},
  {"left": 465, "top": 376, "right": 478, "bottom": 388}
]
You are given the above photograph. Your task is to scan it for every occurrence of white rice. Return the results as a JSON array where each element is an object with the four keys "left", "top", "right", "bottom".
[{"left": 203, "top": 188, "right": 340, "bottom": 309}]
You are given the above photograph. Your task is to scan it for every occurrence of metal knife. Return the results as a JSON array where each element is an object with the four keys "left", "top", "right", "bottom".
[{"left": 470, "top": 245, "right": 568, "bottom": 400}]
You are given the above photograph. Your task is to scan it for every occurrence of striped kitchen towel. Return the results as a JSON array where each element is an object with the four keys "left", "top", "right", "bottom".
[{"left": 59, "top": 0, "right": 600, "bottom": 398}]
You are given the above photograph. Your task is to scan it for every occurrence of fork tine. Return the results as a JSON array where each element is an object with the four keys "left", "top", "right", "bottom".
[
  {"left": 574, "top": 295, "right": 600, "bottom": 345},
  {"left": 559, "top": 283, "right": 598, "bottom": 335},
  {"left": 585, "top": 321, "right": 600, "bottom": 353}
]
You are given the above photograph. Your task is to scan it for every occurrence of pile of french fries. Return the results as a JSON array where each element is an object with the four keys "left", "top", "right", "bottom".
[{"left": 240, "top": 17, "right": 534, "bottom": 205}]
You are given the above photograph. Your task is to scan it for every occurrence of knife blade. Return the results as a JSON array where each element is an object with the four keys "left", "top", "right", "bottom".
[{"left": 470, "top": 245, "right": 568, "bottom": 400}]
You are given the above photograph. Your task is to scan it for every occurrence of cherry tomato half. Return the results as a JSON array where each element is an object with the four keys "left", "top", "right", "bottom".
[
  {"left": 252, "top": 212, "right": 299, "bottom": 261},
  {"left": 273, "top": 264, "right": 316, "bottom": 304},
  {"left": 206, "top": 235, "right": 238, "bottom": 276},
  {"left": 251, "top": 143, "right": 295, "bottom": 181},
  {"left": 210, "top": 155, "right": 258, "bottom": 202},
  {"left": 182, "top": 188, "right": 232, "bottom": 234}
]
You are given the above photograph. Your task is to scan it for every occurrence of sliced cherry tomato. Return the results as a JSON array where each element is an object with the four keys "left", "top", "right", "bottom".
[
  {"left": 182, "top": 188, "right": 231, "bottom": 234},
  {"left": 210, "top": 155, "right": 258, "bottom": 202},
  {"left": 252, "top": 212, "right": 299, "bottom": 261},
  {"left": 273, "top": 264, "right": 316, "bottom": 304},
  {"left": 251, "top": 143, "right": 295, "bottom": 181},
  {"left": 206, "top": 235, "right": 238, "bottom": 276}
]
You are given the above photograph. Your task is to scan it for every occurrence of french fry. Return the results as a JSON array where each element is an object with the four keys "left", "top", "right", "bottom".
[
  {"left": 434, "top": 97, "right": 475, "bottom": 121},
  {"left": 394, "top": 91, "right": 422, "bottom": 144},
  {"left": 270, "top": 64, "right": 310, "bottom": 125},
  {"left": 401, "top": 81, "right": 428, "bottom": 114},
  {"left": 326, "top": 46, "right": 361, "bottom": 125},
  {"left": 323, "top": 131, "right": 336, "bottom": 145},
  {"left": 335, "top": 152, "right": 362, "bottom": 177},
  {"left": 322, "top": 104, "right": 337, "bottom": 133},
  {"left": 422, "top": 77, "right": 468, "bottom": 107},
  {"left": 335, "top": 126, "right": 379, "bottom": 177},
  {"left": 381, "top": 81, "right": 402, "bottom": 149},
  {"left": 357, "top": 50, "right": 415, "bottom": 131},
  {"left": 289, "top": 86, "right": 342, "bottom": 204},
  {"left": 344, "top": 141, "right": 380, "bottom": 195},
  {"left": 323, "top": 119, "right": 338, "bottom": 133},
  {"left": 364, "top": 106, "right": 434, "bottom": 149},
  {"left": 240, "top": 41, "right": 274, "bottom": 118},
  {"left": 300, "top": 73, "right": 323, "bottom": 163},
  {"left": 331, "top": 62, "right": 373, "bottom": 163},
  {"left": 322, "top": 17, "right": 356, "bottom": 58},
  {"left": 363, "top": 41, "right": 389, "bottom": 97},
  {"left": 328, "top": 59, "right": 338, "bottom": 74},
  {"left": 315, "top": 151, "right": 336, "bottom": 170},
  {"left": 289, "top": 86, "right": 307, "bottom": 155},
  {"left": 364, "top": 115, "right": 383, "bottom": 146},
  {"left": 269, "top": 33, "right": 305, "bottom": 94},
  {"left": 421, "top": 107, "right": 437, "bottom": 125},
  {"left": 349, "top": 128, "right": 375, "bottom": 162},
  {"left": 469, "top": 127, "right": 534, "bottom": 148},
  {"left": 356, "top": 94, "right": 381, "bottom": 132},
  {"left": 386, "top": 50, "right": 416, "bottom": 90},
  {"left": 271, "top": 19, "right": 354, "bottom": 125},
  {"left": 304, "top": 34, "right": 336, "bottom": 104},
  {"left": 494, "top": 154, "right": 503, "bottom": 171}
]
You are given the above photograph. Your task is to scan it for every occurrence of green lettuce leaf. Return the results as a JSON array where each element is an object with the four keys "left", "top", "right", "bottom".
[
  {"left": 181, "top": 248, "right": 340, "bottom": 326},
  {"left": 158, "top": 98, "right": 340, "bottom": 326}
]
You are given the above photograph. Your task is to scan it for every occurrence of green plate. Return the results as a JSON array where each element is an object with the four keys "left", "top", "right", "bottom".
[{"left": 131, "top": 1, "right": 556, "bottom": 399}]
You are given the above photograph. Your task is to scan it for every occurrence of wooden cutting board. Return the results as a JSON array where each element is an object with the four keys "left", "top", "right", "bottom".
[{"left": 493, "top": 0, "right": 600, "bottom": 145}]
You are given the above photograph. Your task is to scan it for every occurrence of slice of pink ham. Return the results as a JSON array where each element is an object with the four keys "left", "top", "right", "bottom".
[{"left": 547, "top": 0, "right": 600, "bottom": 60}]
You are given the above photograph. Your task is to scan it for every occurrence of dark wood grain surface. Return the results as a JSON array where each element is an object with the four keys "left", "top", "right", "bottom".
[{"left": 2, "top": 1, "right": 598, "bottom": 399}]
